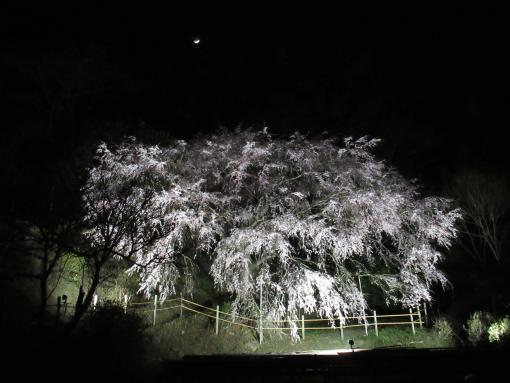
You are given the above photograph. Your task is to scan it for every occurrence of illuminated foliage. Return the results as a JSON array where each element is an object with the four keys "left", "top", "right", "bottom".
[
  {"left": 488, "top": 317, "right": 510, "bottom": 343},
  {"left": 84, "top": 129, "right": 461, "bottom": 338}
]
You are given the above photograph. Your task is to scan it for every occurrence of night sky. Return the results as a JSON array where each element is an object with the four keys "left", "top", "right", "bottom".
[
  {"left": 1, "top": 4, "right": 508, "bottom": 316},
  {"left": 2, "top": 6, "right": 507, "bottom": 181}
]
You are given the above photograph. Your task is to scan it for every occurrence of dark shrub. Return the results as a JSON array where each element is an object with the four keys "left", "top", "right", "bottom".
[{"left": 78, "top": 304, "right": 149, "bottom": 374}]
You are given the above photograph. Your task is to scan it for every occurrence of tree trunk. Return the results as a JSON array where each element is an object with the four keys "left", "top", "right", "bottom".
[
  {"left": 37, "top": 273, "right": 48, "bottom": 326},
  {"left": 66, "top": 263, "right": 101, "bottom": 330},
  {"left": 36, "top": 244, "right": 50, "bottom": 326}
]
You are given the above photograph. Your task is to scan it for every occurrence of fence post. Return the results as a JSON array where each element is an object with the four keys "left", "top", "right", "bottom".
[
  {"left": 56, "top": 296, "right": 61, "bottom": 323},
  {"left": 374, "top": 310, "right": 378, "bottom": 337},
  {"left": 358, "top": 275, "right": 368, "bottom": 336},
  {"left": 409, "top": 308, "right": 415, "bottom": 335},
  {"left": 423, "top": 302, "right": 429, "bottom": 327},
  {"left": 259, "top": 282, "right": 263, "bottom": 344},
  {"left": 340, "top": 320, "right": 344, "bottom": 340},
  {"left": 301, "top": 315, "right": 305, "bottom": 341},
  {"left": 417, "top": 306, "right": 422, "bottom": 329},
  {"left": 215, "top": 305, "right": 219, "bottom": 335},
  {"left": 93, "top": 294, "right": 98, "bottom": 311},
  {"left": 180, "top": 293, "right": 183, "bottom": 319},
  {"left": 62, "top": 295, "right": 68, "bottom": 319},
  {"left": 153, "top": 294, "right": 158, "bottom": 327},
  {"left": 123, "top": 294, "right": 128, "bottom": 314}
]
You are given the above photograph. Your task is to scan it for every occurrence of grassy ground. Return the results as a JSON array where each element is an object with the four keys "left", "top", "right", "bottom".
[
  {"left": 143, "top": 312, "right": 454, "bottom": 361},
  {"left": 258, "top": 326, "right": 449, "bottom": 353}
]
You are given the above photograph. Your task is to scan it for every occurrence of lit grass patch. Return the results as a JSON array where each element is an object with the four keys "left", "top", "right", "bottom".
[
  {"left": 256, "top": 327, "right": 452, "bottom": 353},
  {"left": 143, "top": 315, "right": 454, "bottom": 359}
]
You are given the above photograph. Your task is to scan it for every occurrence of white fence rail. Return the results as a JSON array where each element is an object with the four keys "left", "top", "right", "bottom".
[{"left": 52, "top": 294, "right": 427, "bottom": 343}]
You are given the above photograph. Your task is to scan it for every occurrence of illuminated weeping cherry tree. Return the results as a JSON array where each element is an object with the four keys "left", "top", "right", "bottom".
[{"left": 83, "top": 129, "right": 461, "bottom": 337}]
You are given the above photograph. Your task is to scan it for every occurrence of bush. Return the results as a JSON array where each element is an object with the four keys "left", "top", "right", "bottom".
[
  {"left": 488, "top": 317, "right": 510, "bottom": 344},
  {"left": 79, "top": 304, "right": 149, "bottom": 371},
  {"left": 464, "top": 311, "right": 495, "bottom": 346},
  {"left": 433, "top": 317, "right": 455, "bottom": 347}
]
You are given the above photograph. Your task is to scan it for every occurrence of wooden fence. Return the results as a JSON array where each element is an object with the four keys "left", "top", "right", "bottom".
[
  {"left": 52, "top": 294, "right": 426, "bottom": 343},
  {"left": 126, "top": 295, "right": 426, "bottom": 343}
]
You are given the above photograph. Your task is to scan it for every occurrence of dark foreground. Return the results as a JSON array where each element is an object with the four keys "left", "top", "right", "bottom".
[
  {"left": 162, "top": 348, "right": 508, "bottom": 383},
  {"left": 8, "top": 340, "right": 509, "bottom": 383}
]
